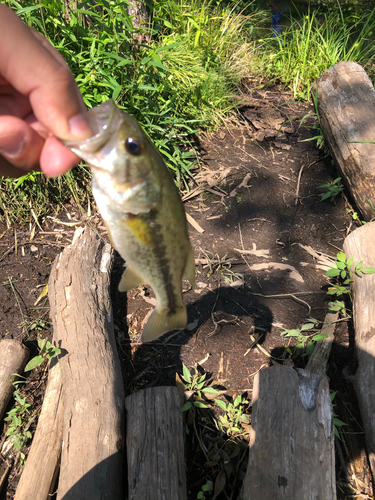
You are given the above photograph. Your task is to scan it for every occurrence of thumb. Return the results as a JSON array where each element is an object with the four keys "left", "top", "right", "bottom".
[{"left": 0, "top": 6, "right": 92, "bottom": 141}]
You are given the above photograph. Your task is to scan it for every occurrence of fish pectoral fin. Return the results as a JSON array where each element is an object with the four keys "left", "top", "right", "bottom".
[
  {"left": 141, "top": 306, "right": 187, "bottom": 343},
  {"left": 183, "top": 243, "right": 196, "bottom": 288},
  {"left": 118, "top": 267, "right": 145, "bottom": 292}
]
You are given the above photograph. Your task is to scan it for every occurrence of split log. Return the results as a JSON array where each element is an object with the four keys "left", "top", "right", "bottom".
[
  {"left": 313, "top": 61, "right": 375, "bottom": 221},
  {"left": 343, "top": 221, "right": 375, "bottom": 481},
  {"left": 14, "top": 361, "right": 62, "bottom": 500},
  {"left": 125, "top": 386, "right": 187, "bottom": 500},
  {"left": 48, "top": 227, "right": 125, "bottom": 500},
  {"left": 0, "top": 339, "right": 29, "bottom": 421},
  {"left": 242, "top": 313, "right": 337, "bottom": 500}
]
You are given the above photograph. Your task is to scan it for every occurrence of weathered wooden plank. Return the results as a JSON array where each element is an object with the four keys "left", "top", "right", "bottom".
[
  {"left": 343, "top": 221, "right": 375, "bottom": 481},
  {"left": 0, "top": 339, "right": 29, "bottom": 421},
  {"left": 125, "top": 386, "right": 187, "bottom": 500},
  {"left": 313, "top": 61, "right": 375, "bottom": 220},
  {"left": 48, "top": 227, "right": 125, "bottom": 500},
  {"left": 14, "top": 361, "right": 62, "bottom": 500},
  {"left": 305, "top": 312, "right": 338, "bottom": 375},
  {"left": 242, "top": 364, "right": 336, "bottom": 500}
]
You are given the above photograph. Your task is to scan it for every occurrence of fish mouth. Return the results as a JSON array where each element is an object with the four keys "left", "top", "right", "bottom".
[{"left": 62, "top": 99, "right": 123, "bottom": 157}]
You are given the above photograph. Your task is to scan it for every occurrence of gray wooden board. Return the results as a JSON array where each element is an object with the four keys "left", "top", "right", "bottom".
[
  {"left": 125, "top": 386, "right": 187, "bottom": 500},
  {"left": 343, "top": 221, "right": 375, "bottom": 481},
  {"left": 242, "top": 364, "right": 336, "bottom": 500},
  {"left": 14, "top": 362, "right": 62, "bottom": 500},
  {"left": 48, "top": 227, "right": 125, "bottom": 500},
  {"left": 313, "top": 61, "right": 375, "bottom": 221},
  {"left": 0, "top": 339, "right": 29, "bottom": 421}
]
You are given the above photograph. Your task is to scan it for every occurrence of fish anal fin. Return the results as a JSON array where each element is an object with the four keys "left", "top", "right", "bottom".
[
  {"left": 118, "top": 267, "right": 145, "bottom": 292},
  {"left": 141, "top": 306, "right": 187, "bottom": 343},
  {"left": 183, "top": 243, "right": 196, "bottom": 288}
]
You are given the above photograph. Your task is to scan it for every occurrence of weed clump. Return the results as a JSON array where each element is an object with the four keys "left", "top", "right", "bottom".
[{"left": 1, "top": 0, "right": 258, "bottom": 222}]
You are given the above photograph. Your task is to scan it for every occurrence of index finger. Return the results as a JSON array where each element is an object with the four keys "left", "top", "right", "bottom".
[{"left": 0, "top": 5, "right": 92, "bottom": 141}]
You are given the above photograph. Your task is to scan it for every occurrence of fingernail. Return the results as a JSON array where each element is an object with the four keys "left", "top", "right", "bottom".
[
  {"left": 0, "top": 134, "right": 25, "bottom": 158},
  {"left": 68, "top": 114, "right": 92, "bottom": 139}
]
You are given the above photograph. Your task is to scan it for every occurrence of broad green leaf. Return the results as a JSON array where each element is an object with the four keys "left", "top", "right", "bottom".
[
  {"left": 202, "top": 387, "right": 220, "bottom": 395},
  {"left": 182, "top": 364, "right": 191, "bottom": 384},
  {"left": 181, "top": 402, "right": 192, "bottom": 412},
  {"left": 333, "top": 417, "right": 346, "bottom": 427},
  {"left": 312, "top": 333, "right": 328, "bottom": 342},
  {"left": 283, "top": 329, "right": 301, "bottom": 337},
  {"left": 320, "top": 192, "right": 332, "bottom": 201},
  {"left": 325, "top": 268, "right": 341, "bottom": 277},
  {"left": 194, "top": 401, "right": 208, "bottom": 408},
  {"left": 305, "top": 342, "right": 314, "bottom": 358},
  {"left": 234, "top": 395, "right": 242, "bottom": 406},
  {"left": 355, "top": 261, "right": 364, "bottom": 271},
  {"left": 301, "top": 323, "right": 314, "bottom": 331},
  {"left": 336, "top": 252, "right": 346, "bottom": 262},
  {"left": 25, "top": 355, "right": 45, "bottom": 371},
  {"left": 215, "top": 399, "right": 227, "bottom": 411}
]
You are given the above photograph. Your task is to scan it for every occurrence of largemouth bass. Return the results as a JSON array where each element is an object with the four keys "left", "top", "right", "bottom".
[{"left": 63, "top": 100, "right": 195, "bottom": 343}]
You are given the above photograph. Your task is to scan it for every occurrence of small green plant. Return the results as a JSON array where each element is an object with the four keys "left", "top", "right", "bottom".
[
  {"left": 4, "top": 389, "right": 33, "bottom": 452},
  {"left": 180, "top": 364, "right": 219, "bottom": 411},
  {"left": 346, "top": 208, "right": 365, "bottom": 225},
  {"left": 281, "top": 318, "right": 326, "bottom": 358},
  {"left": 215, "top": 394, "right": 250, "bottom": 437},
  {"left": 319, "top": 177, "right": 344, "bottom": 204},
  {"left": 331, "top": 391, "right": 347, "bottom": 439},
  {"left": 325, "top": 251, "right": 375, "bottom": 298},
  {"left": 197, "top": 481, "right": 213, "bottom": 500},
  {"left": 328, "top": 300, "right": 347, "bottom": 316},
  {"left": 28, "top": 319, "right": 48, "bottom": 332},
  {"left": 24, "top": 339, "right": 61, "bottom": 372},
  {"left": 299, "top": 83, "right": 330, "bottom": 156}
]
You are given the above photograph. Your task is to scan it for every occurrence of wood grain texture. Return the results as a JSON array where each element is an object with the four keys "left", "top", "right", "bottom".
[
  {"left": 125, "top": 386, "right": 187, "bottom": 500},
  {"left": 305, "top": 312, "right": 338, "bottom": 375},
  {"left": 242, "top": 364, "right": 336, "bottom": 500},
  {"left": 48, "top": 227, "right": 125, "bottom": 500},
  {"left": 14, "top": 361, "right": 62, "bottom": 500},
  {"left": 0, "top": 339, "right": 29, "bottom": 421},
  {"left": 343, "top": 221, "right": 375, "bottom": 481},
  {"left": 313, "top": 61, "right": 375, "bottom": 220}
]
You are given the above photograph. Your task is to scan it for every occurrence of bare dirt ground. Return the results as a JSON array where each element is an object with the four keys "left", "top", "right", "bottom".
[{"left": 0, "top": 83, "right": 372, "bottom": 499}]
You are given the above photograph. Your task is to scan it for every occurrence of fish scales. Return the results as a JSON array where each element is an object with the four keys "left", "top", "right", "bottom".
[{"left": 63, "top": 99, "right": 195, "bottom": 343}]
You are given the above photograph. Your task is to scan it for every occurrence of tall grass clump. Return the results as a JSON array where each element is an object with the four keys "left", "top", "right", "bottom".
[
  {"left": 258, "top": 6, "right": 375, "bottom": 100},
  {"left": 0, "top": 0, "right": 258, "bottom": 223}
]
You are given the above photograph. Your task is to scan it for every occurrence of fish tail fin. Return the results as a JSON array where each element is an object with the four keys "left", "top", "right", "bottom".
[{"left": 141, "top": 305, "right": 187, "bottom": 343}]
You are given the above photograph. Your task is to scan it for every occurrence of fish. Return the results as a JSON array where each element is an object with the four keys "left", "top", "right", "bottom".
[{"left": 63, "top": 99, "right": 195, "bottom": 343}]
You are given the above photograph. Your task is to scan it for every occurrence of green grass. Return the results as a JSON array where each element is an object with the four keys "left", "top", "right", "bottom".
[
  {"left": 0, "top": 0, "right": 258, "bottom": 223},
  {"left": 2, "top": 0, "right": 375, "bottom": 223},
  {"left": 257, "top": 5, "right": 375, "bottom": 100}
]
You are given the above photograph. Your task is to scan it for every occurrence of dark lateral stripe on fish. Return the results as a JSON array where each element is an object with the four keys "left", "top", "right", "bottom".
[{"left": 150, "top": 211, "right": 180, "bottom": 315}]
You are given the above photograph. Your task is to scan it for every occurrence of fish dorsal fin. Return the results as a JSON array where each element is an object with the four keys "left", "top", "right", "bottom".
[
  {"left": 118, "top": 267, "right": 145, "bottom": 292},
  {"left": 183, "top": 243, "right": 196, "bottom": 288},
  {"left": 141, "top": 305, "right": 187, "bottom": 343}
]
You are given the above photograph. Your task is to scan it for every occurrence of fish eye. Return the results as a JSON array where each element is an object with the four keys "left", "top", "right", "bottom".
[{"left": 125, "top": 137, "right": 142, "bottom": 156}]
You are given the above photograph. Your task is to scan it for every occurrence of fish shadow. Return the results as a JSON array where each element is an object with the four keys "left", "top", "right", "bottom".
[{"left": 119, "top": 283, "right": 273, "bottom": 393}]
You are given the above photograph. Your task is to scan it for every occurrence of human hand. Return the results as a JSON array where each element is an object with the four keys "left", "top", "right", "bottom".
[{"left": 0, "top": 5, "right": 92, "bottom": 178}]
